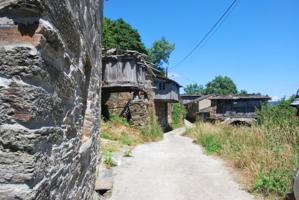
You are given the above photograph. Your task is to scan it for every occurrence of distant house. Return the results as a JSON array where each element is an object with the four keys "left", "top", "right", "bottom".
[
  {"left": 182, "top": 94, "right": 271, "bottom": 124},
  {"left": 209, "top": 95, "right": 271, "bottom": 124},
  {"left": 101, "top": 49, "right": 155, "bottom": 127},
  {"left": 291, "top": 89, "right": 299, "bottom": 117},
  {"left": 153, "top": 69, "right": 181, "bottom": 131},
  {"left": 181, "top": 95, "right": 211, "bottom": 122}
]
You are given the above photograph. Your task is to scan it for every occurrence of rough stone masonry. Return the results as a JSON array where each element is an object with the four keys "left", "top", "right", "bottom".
[{"left": 0, "top": 0, "right": 103, "bottom": 199}]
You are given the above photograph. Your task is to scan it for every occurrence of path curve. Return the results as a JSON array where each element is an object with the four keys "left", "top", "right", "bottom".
[{"left": 111, "top": 128, "right": 254, "bottom": 200}]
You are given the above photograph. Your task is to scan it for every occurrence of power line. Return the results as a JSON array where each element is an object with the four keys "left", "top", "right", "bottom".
[{"left": 171, "top": 0, "right": 240, "bottom": 69}]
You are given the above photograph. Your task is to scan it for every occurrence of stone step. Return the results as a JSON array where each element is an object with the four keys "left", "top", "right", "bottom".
[{"left": 95, "top": 178, "right": 113, "bottom": 191}]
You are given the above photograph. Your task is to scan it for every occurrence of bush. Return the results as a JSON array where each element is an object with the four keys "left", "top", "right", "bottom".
[
  {"left": 142, "top": 114, "right": 163, "bottom": 140},
  {"left": 253, "top": 170, "right": 293, "bottom": 197},
  {"left": 172, "top": 103, "right": 187, "bottom": 128},
  {"left": 257, "top": 98, "right": 299, "bottom": 146}
]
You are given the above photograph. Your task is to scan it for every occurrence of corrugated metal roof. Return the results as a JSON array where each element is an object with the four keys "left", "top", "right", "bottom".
[
  {"left": 182, "top": 95, "right": 211, "bottom": 105},
  {"left": 210, "top": 95, "right": 271, "bottom": 100},
  {"left": 181, "top": 95, "right": 202, "bottom": 98},
  {"left": 291, "top": 98, "right": 299, "bottom": 106}
]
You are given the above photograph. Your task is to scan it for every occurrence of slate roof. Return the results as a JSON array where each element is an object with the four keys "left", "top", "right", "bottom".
[
  {"left": 103, "top": 49, "right": 156, "bottom": 75},
  {"left": 181, "top": 95, "right": 211, "bottom": 105},
  {"left": 181, "top": 94, "right": 270, "bottom": 105},
  {"left": 291, "top": 98, "right": 299, "bottom": 107},
  {"left": 210, "top": 95, "right": 271, "bottom": 100},
  {"left": 151, "top": 67, "right": 182, "bottom": 87}
]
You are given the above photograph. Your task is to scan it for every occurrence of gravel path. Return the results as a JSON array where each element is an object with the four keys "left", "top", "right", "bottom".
[{"left": 111, "top": 127, "right": 255, "bottom": 200}]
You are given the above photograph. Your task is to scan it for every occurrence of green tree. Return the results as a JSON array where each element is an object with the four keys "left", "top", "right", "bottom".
[
  {"left": 184, "top": 83, "right": 205, "bottom": 95},
  {"left": 172, "top": 103, "right": 187, "bottom": 128},
  {"left": 103, "top": 18, "right": 147, "bottom": 53},
  {"left": 205, "top": 76, "right": 238, "bottom": 95},
  {"left": 148, "top": 37, "right": 175, "bottom": 72}
]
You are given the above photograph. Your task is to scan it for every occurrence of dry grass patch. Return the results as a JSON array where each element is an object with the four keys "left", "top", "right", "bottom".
[
  {"left": 101, "top": 115, "right": 163, "bottom": 156},
  {"left": 185, "top": 122, "right": 299, "bottom": 200}
]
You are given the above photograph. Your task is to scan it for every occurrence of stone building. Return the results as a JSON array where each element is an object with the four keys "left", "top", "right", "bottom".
[
  {"left": 101, "top": 49, "right": 181, "bottom": 130},
  {"left": 182, "top": 95, "right": 271, "bottom": 125},
  {"left": 153, "top": 71, "right": 181, "bottom": 131},
  {"left": 0, "top": 0, "right": 103, "bottom": 199},
  {"left": 102, "top": 49, "right": 155, "bottom": 127},
  {"left": 181, "top": 95, "right": 211, "bottom": 122},
  {"left": 209, "top": 95, "right": 271, "bottom": 124}
]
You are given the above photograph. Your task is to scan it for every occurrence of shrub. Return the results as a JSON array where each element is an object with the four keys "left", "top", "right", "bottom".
[
  {"left": 253, "top": 171, "right": 293, "bottom": 197},
  {"left": 172, "top": 103, "right": 187, "bottom": 128},
  {"left": 257, "top": 98, "right": 299, "bottom": 146}
]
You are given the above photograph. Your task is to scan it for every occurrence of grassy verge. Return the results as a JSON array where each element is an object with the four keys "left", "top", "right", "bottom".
[
  {"left": 101, "top": 115, "right": 163, "bottom": 166},
  {"left": 185, "top": 122, "right": 299, "bottom": 199}
]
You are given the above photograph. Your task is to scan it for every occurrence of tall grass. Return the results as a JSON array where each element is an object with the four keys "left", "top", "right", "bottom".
[
  {"left": 142, "top": 114, "right": 163, "bottom": 140},
  {"left": 185, "top": 99, "right": 299, "bottom": 199}
]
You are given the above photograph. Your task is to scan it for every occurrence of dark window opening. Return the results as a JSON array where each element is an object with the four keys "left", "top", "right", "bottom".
[{"left": 159, "top": 82, "right": 166, "bottom": 90}]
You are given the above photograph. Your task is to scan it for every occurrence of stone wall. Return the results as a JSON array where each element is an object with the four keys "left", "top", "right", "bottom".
[
  {"left": 0, "top": 0, "right": 103, "bottom": 199},
  {"left": 102, "top": 90, "right": 154, "bottom": 128},
  {"left": 129, "top": 99, "right": 150, "bottom": 127}
]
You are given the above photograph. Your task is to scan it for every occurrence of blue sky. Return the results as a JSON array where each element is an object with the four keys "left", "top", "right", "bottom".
[{"left": 104, "top": 0, "right": 299, "bottom": 100}]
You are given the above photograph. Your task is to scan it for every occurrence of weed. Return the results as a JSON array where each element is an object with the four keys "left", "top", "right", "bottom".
[
  {"left": 101, "top": 131, "right": 113, "bottom": 140},
  {"left": 197, "top": 134, "right": 222, "bottom": 154},
  {"left": 110, "top": 115, "right": 130, "bottom": 126},
  {"left": 142, "top": 114, "right": 163, "bottom": 140},
  {"left": 123, "top": 149, "right": 133, "bottom": 157},
  {"left": 121, "top": 134, "right": 134, "bottom": 146},
  {"left": 103, "top": 151, "right": 117, "bottom": 168}
]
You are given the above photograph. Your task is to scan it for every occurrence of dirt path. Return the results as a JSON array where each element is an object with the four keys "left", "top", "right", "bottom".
[{"left": 111, "top": 127, "right": 255, "bottom": 200}]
